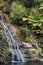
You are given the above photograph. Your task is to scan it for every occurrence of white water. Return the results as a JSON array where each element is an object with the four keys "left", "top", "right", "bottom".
[{"left": 0, "top": 20, "right": 25, "bottom": 62}]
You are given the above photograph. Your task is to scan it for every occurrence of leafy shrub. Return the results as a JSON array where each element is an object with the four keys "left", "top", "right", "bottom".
[
  {"left": 19, "top": 27, "right": 29, "bottom": 36},
  {"left": 10, "top": 2, "right": 28, "bottom": 22}
]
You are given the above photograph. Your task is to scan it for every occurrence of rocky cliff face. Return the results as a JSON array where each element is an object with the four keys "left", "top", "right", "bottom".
[{"left": 0, "top": 23, "right": 43, "bottom": 63}]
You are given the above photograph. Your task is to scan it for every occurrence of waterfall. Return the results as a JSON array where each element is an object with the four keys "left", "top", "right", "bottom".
[{"left": 0, "top": 20, "right": 25, "bottom": 62}]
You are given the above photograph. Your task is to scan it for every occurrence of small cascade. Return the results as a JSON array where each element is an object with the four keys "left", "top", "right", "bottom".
[
  {"left": 12, "top": 53, "right": 14, "bottom": 62},
  {"left": 0, "top": 20, "right": 25, "bottom": 62}
]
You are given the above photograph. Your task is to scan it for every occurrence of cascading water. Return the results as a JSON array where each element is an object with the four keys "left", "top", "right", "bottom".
[{"left": 0, "top": 19, "right": 25, "bottom": 62}]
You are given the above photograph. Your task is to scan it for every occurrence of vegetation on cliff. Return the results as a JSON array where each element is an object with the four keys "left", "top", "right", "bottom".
[
  {"left": 0, "top": 25, "right": 11, "bottom": 63},
  {"left": 0, "top": 0, "right": 43, "bottom": 63}
]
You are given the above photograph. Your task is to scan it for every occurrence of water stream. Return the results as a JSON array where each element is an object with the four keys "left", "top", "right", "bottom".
[{"left": 0, "top": 20, "right": 25, "bottom": 62}]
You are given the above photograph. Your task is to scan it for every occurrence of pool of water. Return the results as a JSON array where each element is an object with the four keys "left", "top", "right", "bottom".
[{"left": 0, "top": 61, "right": 43, "bottom": 65}]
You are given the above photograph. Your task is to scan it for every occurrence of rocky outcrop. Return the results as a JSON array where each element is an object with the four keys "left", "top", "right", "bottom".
[{"left": 0, "top": 22, "right": 43, "bottom": 63}]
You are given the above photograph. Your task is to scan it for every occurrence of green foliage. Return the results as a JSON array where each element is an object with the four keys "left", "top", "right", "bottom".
[
  {"left": 25, "top": 35, "right": 37, "bottom": 43},
  {"left": 34, "top": 0, "right": 43, "bottom": 3},
  {"left": 39, "top": 3, "right": 43, "bottom": 10},
  {"left": 19, "top": 27, "right": 29, "bottom": 36},
  {"left": 18, "top": 0, "right": 35, "bottom": 8},
  {"left": 1, "top": 0, "right": 43, "bottom": 41},
  {"left": 0, "top": 0, "right": 43, "bottom": 60},
  {"left": 10, "top": 2, "right": 28, "bottom": 20},
  {"left": 0, "top": 3, "right": 4, "bottom": 10}
]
